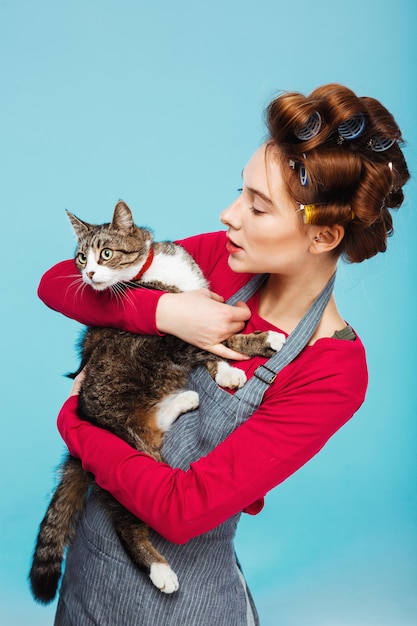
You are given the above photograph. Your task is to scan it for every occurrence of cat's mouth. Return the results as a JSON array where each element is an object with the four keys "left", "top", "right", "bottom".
[
  {"left": 86, "top": 278, "right": 109, "bottom": 291},
  {"left": 91, "top": 283, "right": 107, "bottom": 291}
]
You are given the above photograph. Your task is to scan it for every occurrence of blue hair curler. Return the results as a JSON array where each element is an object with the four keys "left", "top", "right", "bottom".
[
  {"left": 295, "top": 111, "right": 322, "bottom": 141},
  {"left": 369, "top": 136, "right": 396, "bottom": 152},
  {"left": 338, "top": 113, "right": 366, "bottom": 140}
]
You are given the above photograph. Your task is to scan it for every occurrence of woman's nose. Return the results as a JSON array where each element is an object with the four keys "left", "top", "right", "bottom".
[{"left": 220, "top": 197, "right": 241, "bottom": 228}]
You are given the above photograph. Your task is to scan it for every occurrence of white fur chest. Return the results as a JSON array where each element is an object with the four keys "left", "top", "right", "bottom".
[{"left": 141, "top": 248, "right": 208, "bottom": 292}]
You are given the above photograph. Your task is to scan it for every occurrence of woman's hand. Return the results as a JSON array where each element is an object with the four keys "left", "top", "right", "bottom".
[{"left": 156, "top": 290, "right": 251, "bottom": 360}]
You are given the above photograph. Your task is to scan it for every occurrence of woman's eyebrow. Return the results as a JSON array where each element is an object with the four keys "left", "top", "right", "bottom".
[
  {"left": 240, "top": 169, "right": 274, "bottom": 206},
  {"left": 245, "top": 186, "right": 274, "bottom": 206}
]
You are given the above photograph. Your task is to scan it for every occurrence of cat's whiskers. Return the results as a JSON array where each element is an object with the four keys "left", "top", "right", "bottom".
[
  {"left": 123, "top": 281, "right": 167, "bottom": 308},
  {"left": 110, "top": 282, "right": 131, "bottom": 307},
  {"left": 109, "top": 280, "right": 168, "bottom": 310},
  {"left": 52, "top": 272, "right": 84, "bottom": 284},
  {"left": 64, "top": 275, "right": 85, "bottom": 296},
  {"left": 71, "top": 277, "right": 90, "bottom": 301},
  {"left": 125, "top": 281, "right": 159, "bottom": 293}
]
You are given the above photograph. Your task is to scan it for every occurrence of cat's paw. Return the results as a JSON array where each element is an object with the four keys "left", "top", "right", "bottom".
[
  {"left": 266, "top": 331, "right": 286, "bottom": 352},
  {"left": 176, "top": 390, "right": 200, "bottom": 413},
  {"left": 149, "top": 563, "right": 179, "bottom": 593},
  {"left": 215, "top": 361, "right": 247, "bottom": 389}
]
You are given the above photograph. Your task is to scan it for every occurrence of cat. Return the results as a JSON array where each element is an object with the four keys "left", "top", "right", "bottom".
[{"left": 29, "top": 200, "right": 286, "bottom": 602}]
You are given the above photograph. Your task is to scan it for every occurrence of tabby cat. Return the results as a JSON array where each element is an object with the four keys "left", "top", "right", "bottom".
[{"left": 29, "top": 201, "right": 285, "bottom": 602}]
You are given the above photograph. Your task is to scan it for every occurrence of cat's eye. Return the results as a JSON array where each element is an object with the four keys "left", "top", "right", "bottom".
[
  {"left": 77, "top": 252, "right": 87, "bottom": 266},
  {"left": 100, "top": 248, "right": 113, "bottom": 261}
]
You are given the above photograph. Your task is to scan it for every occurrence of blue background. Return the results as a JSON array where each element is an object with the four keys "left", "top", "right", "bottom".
[{"left": 1, "top": 1, "right": 416, "bottom": 624}]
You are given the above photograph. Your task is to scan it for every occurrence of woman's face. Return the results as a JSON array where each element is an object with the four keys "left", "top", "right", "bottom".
[{"left": 220, "top": 145, "right": 314, "bottom": 276}]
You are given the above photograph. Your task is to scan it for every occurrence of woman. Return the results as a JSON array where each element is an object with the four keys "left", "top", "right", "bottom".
[{"left": 38, "top": 84, "right": 409, "bottom": 625}]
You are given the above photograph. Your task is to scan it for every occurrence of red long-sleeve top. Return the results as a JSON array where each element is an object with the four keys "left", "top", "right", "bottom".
[{"left": 38, "top": 231, "right": 368, "bottom": 544}]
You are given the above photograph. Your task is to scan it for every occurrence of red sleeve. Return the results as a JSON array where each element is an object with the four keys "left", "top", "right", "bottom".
[
  {"left": 57, "top": 339, "right": 367, "bottom": 545},
  {"left": 37, "top": 259, "right": 163, "bottom": 334}
]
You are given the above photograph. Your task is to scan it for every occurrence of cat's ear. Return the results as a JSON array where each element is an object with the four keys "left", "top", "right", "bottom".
[
  {"left": 66, "top": 210, "right": 90, "bottom": 238},
  {"left": 111, "top": 201, "right": 135, "bottom": 233}
]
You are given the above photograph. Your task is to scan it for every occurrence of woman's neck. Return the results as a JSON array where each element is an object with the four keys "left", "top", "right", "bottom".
[{"left": 258, "top": 265, "right": 344, "bottom": 339}]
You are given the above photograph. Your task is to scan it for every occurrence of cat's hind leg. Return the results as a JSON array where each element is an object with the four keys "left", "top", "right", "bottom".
[
  {"left": 207, "top": 361, "right": 247, "bottom": 389},
  {"left": 112, "top": 505, "right": 179, "bottom": 593},
  {"left": 156, "top": 390, "right": 199, "bottom": 432},
  {"left": 149, "top": 563, "right": 180, "bottom": 594}
]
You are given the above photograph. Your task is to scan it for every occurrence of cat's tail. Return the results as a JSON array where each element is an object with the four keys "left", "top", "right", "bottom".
[{"left": 29, "top": 455, "right": 90, "bottom": 604}]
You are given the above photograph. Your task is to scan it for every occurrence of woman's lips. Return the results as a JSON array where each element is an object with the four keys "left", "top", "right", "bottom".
[{"left": 226, "top": 236, "right": 243, "bottom": 254}]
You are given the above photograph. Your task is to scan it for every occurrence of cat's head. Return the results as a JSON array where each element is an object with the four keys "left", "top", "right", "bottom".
[{"left": 67, "top": 201, "right": 153, "bottom": 291}]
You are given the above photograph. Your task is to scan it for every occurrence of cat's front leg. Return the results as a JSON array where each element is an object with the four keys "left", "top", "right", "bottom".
[
  {"left": 224, "top": 330, "right": 286, "bottom": 358},
  {"left": 156, "top": 390, "right": 200, "bottom": 432},
  {"left": 207, "top": 330, "right": 286, "bottom": 389}
]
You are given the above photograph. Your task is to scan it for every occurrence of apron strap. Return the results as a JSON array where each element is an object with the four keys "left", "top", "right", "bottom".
[
  {"left": 225, "top": 274, "right": 269, "bottom": 306},
  {"left": 233, "top": 273, "right": 336, "bottom": 413}
]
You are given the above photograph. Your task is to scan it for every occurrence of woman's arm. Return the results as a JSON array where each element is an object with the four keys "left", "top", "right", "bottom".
[
  {"left": 37, "top": 259, "right": 163, "bottom": 334},
  {"left": 58, "top": 344, "right": 367, "bottom": 544},
  {"left": 37, "top": 233, "right": 251, "bottom": 355},
  {"left": 37, "top": 232, "right": 223, "bottom": 333}
]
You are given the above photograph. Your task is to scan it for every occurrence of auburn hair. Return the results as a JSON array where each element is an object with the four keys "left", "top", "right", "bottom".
[{"left": 265, "top": 84, "right": 410, "bottom": 262}]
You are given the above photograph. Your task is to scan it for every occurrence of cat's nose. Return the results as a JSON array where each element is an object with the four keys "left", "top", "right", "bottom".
[{"left": 87, "top": 271, "right": 95, "bottom": 280}]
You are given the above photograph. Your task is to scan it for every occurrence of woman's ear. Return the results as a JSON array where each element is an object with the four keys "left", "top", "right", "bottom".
[{"left": 309, "top": 224, "right": 345, "bottom": 254}]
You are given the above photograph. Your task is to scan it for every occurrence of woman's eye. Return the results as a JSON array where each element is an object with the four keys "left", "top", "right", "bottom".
[
  {"left": 250, "top": 206, "right": 265, "bottom": 216},
  {"left": 77, "top": 252, "right": 87, "bottom": 266},
  {"left": 100, "top": 248, "right": 113, "bottom": 261}
]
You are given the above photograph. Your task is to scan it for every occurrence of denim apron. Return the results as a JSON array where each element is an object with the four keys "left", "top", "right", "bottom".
[{"left": 54, "top": 274, "right": 335, "bottom": 626}]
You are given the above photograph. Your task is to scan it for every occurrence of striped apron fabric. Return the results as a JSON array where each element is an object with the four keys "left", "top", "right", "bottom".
[{"left": 54, "top": 274, "right": 335, "bottom": 625}]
